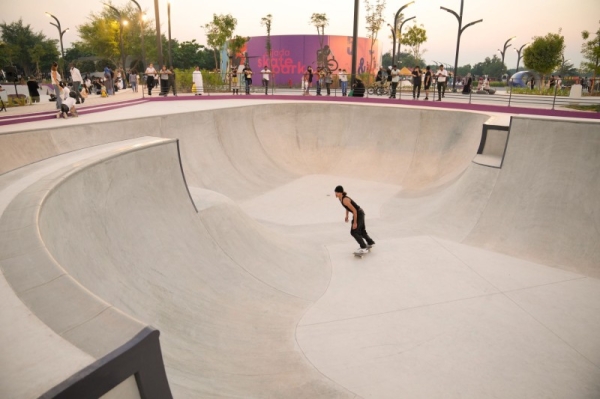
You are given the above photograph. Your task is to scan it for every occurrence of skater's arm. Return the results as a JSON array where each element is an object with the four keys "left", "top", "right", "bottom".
[{"left": 342, "top": 198, "right": 358, "bottom": 229}]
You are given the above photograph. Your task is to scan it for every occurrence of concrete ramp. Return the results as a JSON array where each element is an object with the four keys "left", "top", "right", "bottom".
[{"left": 2, "top": 102, "right": 599, "bottom": 398}]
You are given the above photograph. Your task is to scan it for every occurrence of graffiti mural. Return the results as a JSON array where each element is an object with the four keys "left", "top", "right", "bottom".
[{"left": 243, "top": 35, "right": 380, "bottom": 86}]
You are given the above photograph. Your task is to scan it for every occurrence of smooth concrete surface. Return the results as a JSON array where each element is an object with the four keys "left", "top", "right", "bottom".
[{"left": 1, "top": 101, "right": 599, "bottom": 398}]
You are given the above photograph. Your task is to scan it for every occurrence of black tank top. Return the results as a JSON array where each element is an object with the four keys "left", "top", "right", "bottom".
[{"left": 340, "top": 194, "right": 361, "bottom": 213}]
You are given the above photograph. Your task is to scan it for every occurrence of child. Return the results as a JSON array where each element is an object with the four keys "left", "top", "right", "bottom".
[{"left": 57, "top": 94, "right": 78, "bottom": 119}]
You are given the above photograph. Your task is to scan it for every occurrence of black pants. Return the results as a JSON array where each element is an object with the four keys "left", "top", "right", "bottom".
[
  {"left": 262, "top": 78, "right": 269, "bottom": 94},
  {"left": 390, "top": 82, "right": 398, "bottom": 98},
  {"left": 147, "top": 76, "right": 155, "bottom": 95},
  {"left": 413, "top": 81, "right": 421, "bottom": 98},
  {"left": 437, "top": 82, "right": 445, "bottom": 100},
  {"left": 351, "top": 210, "right": 375, "bottom": 249},
  {"left": 160, "top": 79, "right": 168, "bottom": 95}
]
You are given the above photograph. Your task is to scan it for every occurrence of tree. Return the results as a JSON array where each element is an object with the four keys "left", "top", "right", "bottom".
[
  {"left": 382, "top": 51, "right": 425, "bottom": 69},
  {"left": 203, "top": 14, "right": 237, "bottom": 70},
  {"left": 470, "top": 55, "right": 504, "bottom": 78},
  {"left": 229, "top": 35, "right": 249, "bottom": 67},
  {"left": 310, "top": 13, "right": 329, "bottom": 50},
  {"left": 400, "top": 24, "right": 427, "bottom": 64},
  {"left": 457, "top": 64, "right": 472, "bottom": 77},
  {"left": 581, "top": 22, "right": 600, "bottom": 94},
  {"left": 261, "top": 14, "right": 273, "bottom": 69},
  {"left": 172, "top": 40, "right": 206, "bottom": 69},
  {"left": 523, "top": 31, "right": 565, "bottom": 87},
  {"left": 28, "top": 44, "right": 46, "bottom": 77},
  {"left": 364, "top": 0, "right": 386, "bottom": 74},
  {"left": 0, "top": 19, "right": 59, "bottom": 76}
]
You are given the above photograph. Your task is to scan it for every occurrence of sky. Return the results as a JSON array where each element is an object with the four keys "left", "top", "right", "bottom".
[{"left": 3, "top": 0, "right": 600, "bottom": 68}]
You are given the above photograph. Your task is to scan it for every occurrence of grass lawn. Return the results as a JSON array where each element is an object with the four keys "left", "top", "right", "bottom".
[{"left": 564, "top": 104, "right": 600, "bottom": 112}]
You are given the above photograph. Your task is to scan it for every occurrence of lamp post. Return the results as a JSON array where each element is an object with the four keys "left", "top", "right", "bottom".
[
  {"left": 45, "top": 12, "right": 69, "bottom": 59},
  {"left": 396, "top": 16, "right": 416, "bottom": 65},
  {"left": 167, "top": 0, "right": 173, "bottom": 67},
  {"left": 392, "top": 1, "right": 415, "bottom": 65},
  {"left": 497, "top": 36, "right": 515, "bottom": 78},
  {"left": 130, "top": 0, "right": 146, "bottom": 69},
  {"left": 351, "top": 0, "right": 359, "bottom": 85},
  {"left": 514, "top": 43, "right": 528, "bottom": 72},
  {"left": 440, "top": 0, "right": 482, "bottom": 91},
  {"left": 103, "top": 3, "right": 128, "bottom": 72},
  {"left": 154, "top": 0, "right": 163, "bottom": 66},
  {"left": 387, "top": 23, "right": 396, "bottom": 66}
]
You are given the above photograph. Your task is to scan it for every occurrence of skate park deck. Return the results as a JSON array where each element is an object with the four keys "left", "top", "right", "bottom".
[{"left": 1, "top": 99, "right": 599, "bottom": 398}]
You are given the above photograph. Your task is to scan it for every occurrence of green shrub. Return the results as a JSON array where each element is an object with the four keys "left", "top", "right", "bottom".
[
  {"left": 510, "top": 87, "right": 569, "bottom": 96},
  {"left": 173, "top": 68, "right": 226, "bottom": 93},
  {"left": 489, "top": 81, "right": 505, "bottom": 87}
]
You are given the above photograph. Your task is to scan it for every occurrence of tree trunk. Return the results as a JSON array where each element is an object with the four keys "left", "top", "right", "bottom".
[{"left": 213, "top": 48, "right": 218, "bottom": 70}]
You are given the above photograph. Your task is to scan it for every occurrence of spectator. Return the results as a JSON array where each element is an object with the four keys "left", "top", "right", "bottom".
[
  {"left": 69, "top": 63, "right": 84, "bottom": 103},
  {"left": 389, "top": 65, "right": 399, "bottom": 98},
  {"left": 129, "top": 69, "right": 138, "bottom": 92},
  {"left": 167, "top": 67, "right": 177, "bottom": 96},
  {"left": 50, "top": 62, "right": 62, "bottom": 111},
  {"left": 324, "top": 69, "right": 332, "bottom": 96},
  {"left": 145, "top": 63, "right": 157, "bottom": 95},
  {"left": 339, "top": 69, "right": 348, "bottom": 96},
  {"left": 412, "top": 66, "right": 422, "bottom": 100},
  {"left": 435, "top": 65, "right": 448, "bottom": 101},
  {"left": 423, "top": 66, "right": 432, "bottom": 100},
  {"left": 462, "top": 73, "right": 472, "bottom": 94},
  {"left": 243, "top": 64, "right": 253, "bottom": 95},
  {"left": 352, "top": 78, "right": 365, "bottom": 97},
  {"left": 159, "top": 65, "right": 170, "bottom": 95},
  {"left": 305, "top": 66, "right": 314, "bottom": 95},
  {"left": 261, "top": 65, "right": 271, "bottom": 95},
  {"left": 26, "top": 76, "right": 41, "bottom": 103},
  {"left": 104, "top": 66, "right": 114, "bottom": 95}
]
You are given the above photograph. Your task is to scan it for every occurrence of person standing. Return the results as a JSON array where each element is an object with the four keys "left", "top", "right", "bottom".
[
  {"left": 390, "top": 65, "right": 399, "bottom": 98},
  {"left": 529, "top": 76, "right": 535, "bottom": 90},
  {"left": 26, "top": 76, "right": 41, "bottom": 103},
  {"left": 243, "top": 64, "right": 253, "bottom": 95},
  {"left": 324, "top": 69, "right": 332, "bottom": 95},
  {"left": 231, "top": 67, "right": 239, "bottom": 95},
  {"left": 423, "top": 66, "right": 432, "bottom": 100},
  {"left": 339, "top": 69, "right": 348, "bottom": 96},
  {"left": 129, "top": 69, "right": 138, "bottom": 92},
  {"left": 462, "top": 73, "right": 472, "bottom": 94},
  {"left": 158, "top": 65, "right": 170, "bottom": 95},
  {"left": 144, "top": 63, "right": 157, "bottom": 95},
  {"left": 334, "top": 185, "right": 375, "bottom": 255},
  {"left": 305, "top": 66, "right": 314, "bottom": 95},
  {"left": 167, "top": 67, "right": 177, "bottom": 96},
  {"left": 50, "top": 62, "right": 62, "bottom": 110},
  {"left": 261, "top": 66, "right": 271, "bottom": 95},
  {"left": 435, "top": 65, "right": 448, "bottom": 101},
  {"left": 103, "top": 66, "right": 114, "bottom": 95},
  {"left": 316, "top": 67, "right": 324, "bottom": 96},
  {"left": 192, "top": 66, "right": 204, "bottom": 95},
  {"left": 69, "top": 63, "right": 84, "bottom": 104},
  {"left": 412, "top": 66, "right": 422, "bottom": 100}
]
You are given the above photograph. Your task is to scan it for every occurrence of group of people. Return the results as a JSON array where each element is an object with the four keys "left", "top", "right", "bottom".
[
  {"left": 381, "top": 64, "right": 448, "bottom": 101},
  {"left": 302, "top": 66, "right": 362, "bottom": 97}
]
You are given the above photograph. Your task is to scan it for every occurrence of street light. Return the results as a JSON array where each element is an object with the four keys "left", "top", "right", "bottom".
[
  {"left": 130, "top": 0, "right": 146, "bottom": 69},
  {"left": 45, "top": 12, "right": 69, "bottom": 59},
  {"left": 396, "top": 16, "right": 416, "bottom": 65},
  {"left": 497, "top": 36, "right": 516, "bottom": 78},
  {"left": 351, "top": 0, "right": 359, "bottom": 85},
  {"left": 440, "top": 0, "right": 482, "bottom": 91},
  {"left": 392, "top": 1, "right": 415, "bottom": 65},
  {"left": 103, "top": 3, "right": 128, "bottom": 72},
  {"left": 167, "top": 0, "right": 173, "bottom": 67},
  {"left": 514, "top": 43, "right": 529, "bottom": 72}
]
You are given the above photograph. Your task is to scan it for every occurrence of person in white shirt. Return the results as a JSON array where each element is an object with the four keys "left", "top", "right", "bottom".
[
  {"left": 339, "top": 69, "right": 348, "bottom": 96},
  {"left": 51, "top": 62, "right": 62, "bottom": 110},
  {"left": 261, "top": 66, "right": 271, "bottom": 95},
  {"left": 144, "top": 63, "right": 157, "bottom": 95},
  {"left": 57, "top": 95, "right": 77, "bottom": 119},
  {"left": 390, "top": 65, "right": 400, "bottom": 98},
  {"left": 435, "top": 65, "right": 448, "bottom": 101},
  {"left": 69, "top": 63, "right": 84, "bottom": 103},
  {"left": 192, "top": 66, "right": 203, "bottom": 95}
]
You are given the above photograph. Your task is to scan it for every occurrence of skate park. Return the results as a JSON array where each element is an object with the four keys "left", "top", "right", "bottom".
[{"left": 1, "top": 96, "right": 600, "bottom": 398}]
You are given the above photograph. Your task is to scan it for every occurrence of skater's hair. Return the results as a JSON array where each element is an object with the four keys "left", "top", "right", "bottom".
[{"left": 334, "top": 185, "right": 346, "bottom": 195}]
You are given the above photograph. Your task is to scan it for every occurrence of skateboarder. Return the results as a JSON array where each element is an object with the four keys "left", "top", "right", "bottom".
[{"left": 335, "top": 186, "right": 375, "bottom": 255}]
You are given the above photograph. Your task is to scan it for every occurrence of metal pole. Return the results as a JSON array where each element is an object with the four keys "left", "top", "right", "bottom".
[
  {"left": 552, "top": 79, "right": 558, "bottom": 110},
  {"left": 154, "top": 0, "right": 163, "bottom": 66},
  {"left": 351, "top": 0, "right": 359, "bottom": 85},
  {"left": 120, "top": 20, "right": 126, "bottom": 71},
  {"left": 397, "top": 17, "right": 415, "bottom": 66},
  {"left": 130, "top": 0, "right": 146, "bottom": 69},
  {"left": 508, "top": 78, "right": 513, "bottom": 107},
  {"left": 167, "top": 2, "right": 173, "bottom": 67}
]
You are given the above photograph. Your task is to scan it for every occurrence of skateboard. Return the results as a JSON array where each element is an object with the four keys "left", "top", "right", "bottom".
[{"left": 353, "top": 248, "right": 371, "bottom": 258}]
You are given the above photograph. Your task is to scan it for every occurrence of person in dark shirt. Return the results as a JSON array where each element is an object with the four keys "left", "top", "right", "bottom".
[
  {"left": 412, "top": 66, "right": 422, "bottom": 99},
  {"left": 352, "top": 78, "right": 365, "bottom": 97},
  {"left": 334, "top": 185, "right": 375, "bottom": 255},
  {"left": 27, "top": 77, "right": 41, "bottom": 103}
]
